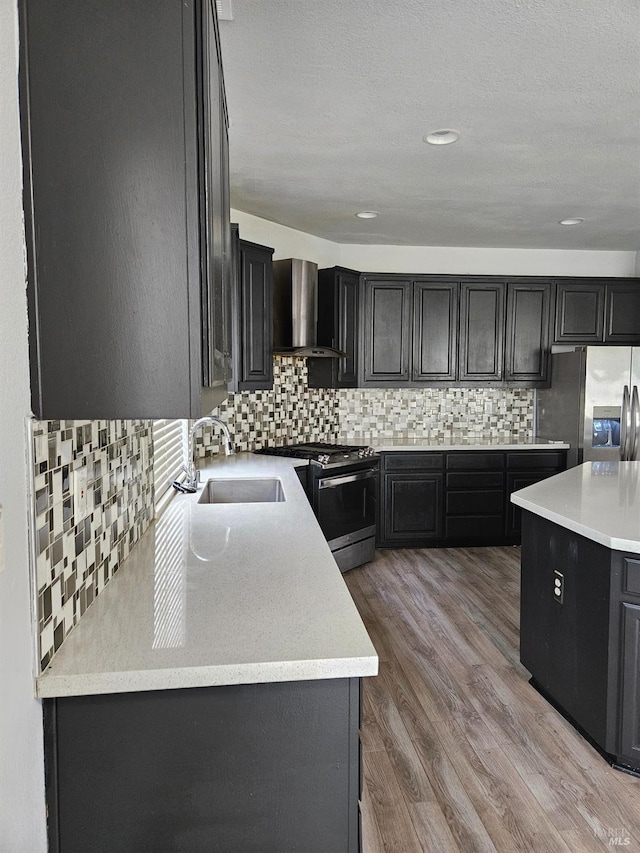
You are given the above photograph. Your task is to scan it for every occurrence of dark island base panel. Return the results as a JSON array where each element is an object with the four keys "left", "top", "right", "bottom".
[
  {"left": 44, "top": 678, "right": 361, "bottom": 853},
  {"left": 530, "top": 678, "right": 640, "bottom": 779},
  {"left": 519, "top": 510, "right": 640, "bottom": 779}
]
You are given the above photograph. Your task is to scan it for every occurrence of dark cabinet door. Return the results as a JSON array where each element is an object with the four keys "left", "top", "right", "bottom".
[
  {"left": 554, "top": 281, "right": 605, "bottom": 343},
  {"left": 382, "top": 473, "right": 443, "bottom": 543},
  {"left": 200, "top": 1, "right": 225, "bottom": 391},
  {"left": 458, "top": 282, "right": 505, "bottom": 381},
  {"left": 309, "top": 268, "right": 360, "bottom": 388},
  {"left": 505, "top": 472, "right": 549, "bottom": 538},
  {"left": 504, "top": 281, "right": 551, "bottom": 384},
  {"left": 335, "top": 271, "right": 360, "bottom": 386},
  {"left": 20, "top": 0, "right": 229, "bottom": 418},
  {"left": 620, "top": 602, "right": 640, "bottom": 766},
  {"left": 604, "top": 284, "right": 640, "bottom": 343},
  {"left": 235, "top": 239, "right": 274, "bottom": 391},
  {"left": 412, "top": 281, "right": 458, "bottom": 381},
  {"left": 361, "top": 278, "right": 411, "bottom": 383}
]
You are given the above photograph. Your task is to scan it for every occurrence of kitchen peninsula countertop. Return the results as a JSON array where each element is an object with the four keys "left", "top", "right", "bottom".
[
  {"left": 36, "top": 454, "right": 378, "bottom": 699},
  {"left": 340, "top": 435, "right": 570, "bottom": 452},
  {"left": 511, "top": 461, "right": 640, "bottom": 551}
]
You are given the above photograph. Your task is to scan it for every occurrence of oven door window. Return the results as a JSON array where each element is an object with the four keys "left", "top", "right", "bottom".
[{"left": 315, "top": 469, "right": 377, "bottom": 544}]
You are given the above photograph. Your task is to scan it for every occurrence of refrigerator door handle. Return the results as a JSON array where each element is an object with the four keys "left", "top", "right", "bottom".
[
  {"left": 631, "top": 386, "right": 640, "bottom": 462},
  {"left": 621, "top": 385, "right": 631, "bottom": 461}
]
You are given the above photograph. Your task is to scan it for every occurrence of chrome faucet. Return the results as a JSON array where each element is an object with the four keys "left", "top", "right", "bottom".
[{"left": 184, "top": 416, "right": 235, "bottom": 490}]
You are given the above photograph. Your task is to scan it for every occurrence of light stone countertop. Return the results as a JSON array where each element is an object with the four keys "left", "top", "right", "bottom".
[
  {"left": 511, "top": 461, "right": 640, "bottom": 551},
  {"left": 340, "top": 435, "right": 570, "bottom": 452},
  {"left": 36, "top": 454, "right": 378, "bottom": 699}
]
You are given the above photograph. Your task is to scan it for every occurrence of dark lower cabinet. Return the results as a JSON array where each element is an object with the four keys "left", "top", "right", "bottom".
[
  {"left": 520, "top": 514, "right": 640, "bottom": 774},
  {"left": 378, "top": 450, "right": 566, "bottom": 548},
  {"left": 382, "top": 473, "right": 443, "bottom": 544},
  {"left": 44, "top": 678, "right": 361, "bottom": 853},
  {"left": 620, "top": 602, "right": 640, "bottom": 765},
  {"left": 505, "top": 450, "right": 567, "bottom": 539}
]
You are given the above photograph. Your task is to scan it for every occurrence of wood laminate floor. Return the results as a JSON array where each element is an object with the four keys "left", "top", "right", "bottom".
[{"left": 344, "top": 546, "right": 640, "bottom": 852}]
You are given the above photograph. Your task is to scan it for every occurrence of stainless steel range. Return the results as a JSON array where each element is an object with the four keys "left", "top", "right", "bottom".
[{"left": 255, "top": 443, "right": 379, "bottom": 572}]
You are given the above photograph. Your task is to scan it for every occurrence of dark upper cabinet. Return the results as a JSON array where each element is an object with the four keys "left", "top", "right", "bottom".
[
  {"left": 412, "top": 281, "right": 458, "bottom": 381},
  {"left": 554, "top": 280, "right": 640, "bottom": 345},
  {"left": 504, "top": 281, "right": 551, "bottom": 384},
  {"left": 229, "top": 233, "right": 274, "bottom": 392},
  {"left": 605, "top": 284, "right": 640, "bottom": 343},
  {"left": 308, "top": 267, "right": 359, "bottom": 388},
  {"left": 361, "top": 278, "right": 412, "bottom": 383},
  {"left": 554, "top": 281, "right": 605, "bottom": 344},
  {"left": 20, "top": 0, "right": 230, "bottom": 419},
  {"left": 458, "top": 282, "right": 505, "bottom": 381}
]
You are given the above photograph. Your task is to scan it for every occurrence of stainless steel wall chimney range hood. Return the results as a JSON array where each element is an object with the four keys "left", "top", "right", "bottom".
[{"left": 272, "top": 259, "right": 346, "bottom": 358}]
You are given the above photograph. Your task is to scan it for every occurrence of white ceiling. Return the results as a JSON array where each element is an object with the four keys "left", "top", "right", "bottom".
[{"left": 219, "top": 0, "right": 640, "bottom": 251}]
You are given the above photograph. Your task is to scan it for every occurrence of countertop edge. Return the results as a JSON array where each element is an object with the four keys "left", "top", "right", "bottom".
[
  {"left": 36, "top": 655, "right": 380, "bottom": 699},
  {"left": 511, "top": 493, "right": 640, "bottom": 552},
  {"left": 511, "top": 461, "right": 640, "bottom": 552}
]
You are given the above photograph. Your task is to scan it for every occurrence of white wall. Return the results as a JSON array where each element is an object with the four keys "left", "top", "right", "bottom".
[
  {"left": 0, "top": 1, "right": 47, "bottom": 850},
  {"left": 338, "top": 244, "right": 638, "bottom": 277},
  {"left": 232, "top": 209, "right": 638, "bottom": 277},
  {"left": 231, "top": 209, "right": 336, "bottom": 266}
]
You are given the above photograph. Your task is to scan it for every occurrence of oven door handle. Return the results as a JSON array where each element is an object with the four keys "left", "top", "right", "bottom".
[{"left": 317, "top": 469, "right": 378, "bottom": 489}]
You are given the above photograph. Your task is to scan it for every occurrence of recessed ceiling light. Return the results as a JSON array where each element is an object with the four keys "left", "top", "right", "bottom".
[
  {"left": 356, "top": 211, "right": 379, "bottom": 219},
  {"left": 424, "top": 129, "right": 460, "bottom": 145},
  {"left": 559, "top": 218, "right": 584, "bottom": 226}
]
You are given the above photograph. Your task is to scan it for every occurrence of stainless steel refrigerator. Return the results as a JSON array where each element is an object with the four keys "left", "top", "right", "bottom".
[{"left": 536, "top": 347, "right": 640, "bottom": 468}]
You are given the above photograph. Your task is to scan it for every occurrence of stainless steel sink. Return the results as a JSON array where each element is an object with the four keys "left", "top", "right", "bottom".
[{"left": 198, "top": 477, "right": 285, "bottom": 504}]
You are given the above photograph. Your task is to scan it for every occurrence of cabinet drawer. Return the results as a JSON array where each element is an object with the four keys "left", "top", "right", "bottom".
[
  {"left": 446, "top": 490, "right": 504, "bottom": 515},
  {"left": 446, "top": 452, "right": 504, "bottom": 470},
  {"left": 446, "top": 471, "right": 503, "bottom": 489},
  {"left": 382, "top": 452, "right": 444, "bottom": 472},
  {"left": 624, "top": 559, "right": 640, "bottom": 597},
  {"left": 445, "top": 515, "right": 504, "bottom": 540},
  {"left": 506, "top": 451, "right": 566, "bottom": 470}
]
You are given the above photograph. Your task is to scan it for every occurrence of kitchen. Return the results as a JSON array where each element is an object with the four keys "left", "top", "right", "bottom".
[{"left": 2, "top": 1, "right": 640, "bottom": 852}]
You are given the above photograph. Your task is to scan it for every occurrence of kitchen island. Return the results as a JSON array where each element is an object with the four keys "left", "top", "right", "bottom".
[
  {"left": 38, "top": 454, "right": 377, "bottom": 853},
  {"left": 511, "top": 462, "right": 640, "bottom": 775}
]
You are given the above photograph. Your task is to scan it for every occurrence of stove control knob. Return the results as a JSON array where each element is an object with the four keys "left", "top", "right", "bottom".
[
  {"left": 318, "top": 454, "right": 330, "bottom": 464},
  {"left": 366, "top": 447, "right": 375, "bottom": 456}
]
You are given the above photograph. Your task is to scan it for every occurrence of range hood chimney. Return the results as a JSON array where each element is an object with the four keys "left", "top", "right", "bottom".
[{"left": 272, "top": 259, "right": 345, "bottom": 357}]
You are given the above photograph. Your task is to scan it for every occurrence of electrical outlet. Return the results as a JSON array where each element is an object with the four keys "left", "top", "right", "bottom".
[
  {"left": 74, "top": 468, "right": 88, "bottom": 519},
  {"left": 553, "top": 570, "right": 564, "bottom": 603},
  {"left": 0, "top": 504, "right": 4, "bottom": 573}
]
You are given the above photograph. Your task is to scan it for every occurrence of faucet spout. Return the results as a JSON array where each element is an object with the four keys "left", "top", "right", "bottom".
[{"left": 184, "top": 416, "right": 235, "bottom": 489}]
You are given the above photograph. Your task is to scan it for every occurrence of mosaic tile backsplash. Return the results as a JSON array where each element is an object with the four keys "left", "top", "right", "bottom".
[
  {"left": 194, "top": 356, "right": 340, "bottom": 456},
  {"left": 337, "top": 387, "right": 535, "bottom": 441},
  {"left": 33, "top": 420, "right": 153, "bottom": 671}
]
